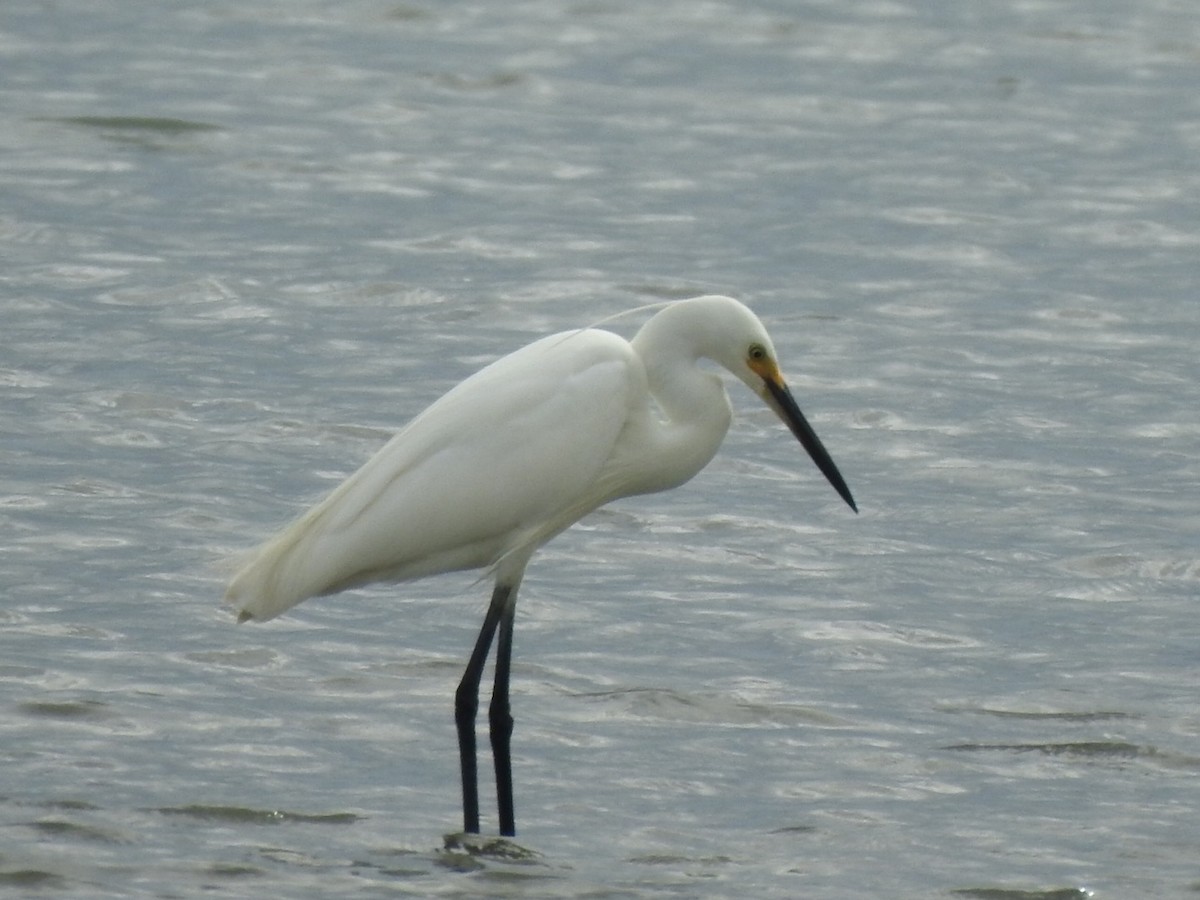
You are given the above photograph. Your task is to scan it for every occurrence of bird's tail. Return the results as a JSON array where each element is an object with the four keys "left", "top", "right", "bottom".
[{"left": 223, "top": 520, "right": 323, "bottom": 623}]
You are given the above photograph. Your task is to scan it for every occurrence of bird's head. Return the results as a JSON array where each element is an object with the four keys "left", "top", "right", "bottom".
[
  {"left": 635, "top": 295, "right": 858, "bottom": 513},
  {"left": 684, "top": 297, "right": 856, "bottom": 515}
]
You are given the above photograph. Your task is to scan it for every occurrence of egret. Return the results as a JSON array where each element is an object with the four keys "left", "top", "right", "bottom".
[{"left": 225, "top": 295, "right": 856, "bottom": 837}]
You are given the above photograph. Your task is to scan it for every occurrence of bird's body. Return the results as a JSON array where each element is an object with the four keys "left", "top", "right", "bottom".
[
  {"left": 225, "top": 295, "right": 856, "bottom": 837},
  {"left": 227, "top": 328, "right": 644, "bottom": 620}
]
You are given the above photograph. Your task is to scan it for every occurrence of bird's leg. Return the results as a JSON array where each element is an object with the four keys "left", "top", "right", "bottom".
[
  {"left": 454, "top": 582, "right": 513, "bottom": 835},
  {"left": 490, "top": 594, "right": 518, "bottom": 837}
]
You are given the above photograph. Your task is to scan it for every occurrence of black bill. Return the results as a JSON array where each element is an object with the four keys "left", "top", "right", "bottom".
[{"left": 763, "top": 378, "right": 857, "bottom": 513}]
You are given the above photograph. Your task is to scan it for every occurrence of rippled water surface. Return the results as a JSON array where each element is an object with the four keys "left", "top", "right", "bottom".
[{"left": 3, "top": 1, "right": 1199, "bottom": 897}]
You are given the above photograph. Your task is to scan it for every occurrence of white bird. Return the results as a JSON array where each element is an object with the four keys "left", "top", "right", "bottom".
[{"left": 225, "top": 295, "right": 856, "bottom": 837}]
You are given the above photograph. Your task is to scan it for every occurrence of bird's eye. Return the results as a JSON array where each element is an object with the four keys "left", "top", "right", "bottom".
[{"left": 748, "top": 343, "right": 768, "bottom": 362}]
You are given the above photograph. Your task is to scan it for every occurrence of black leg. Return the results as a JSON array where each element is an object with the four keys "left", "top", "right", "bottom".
[
  {"left": 490, "top": 597, "right": 517, "bottom": 836},
  {"left": 454, "top": 582, "right": 514, "bottom": 834}
]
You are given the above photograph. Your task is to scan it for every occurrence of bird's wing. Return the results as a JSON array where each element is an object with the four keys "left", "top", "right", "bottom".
[{"left": 226, "top": 329, "right": 643, "bottom": 621}]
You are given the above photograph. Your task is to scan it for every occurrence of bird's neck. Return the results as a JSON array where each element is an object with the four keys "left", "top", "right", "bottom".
[{"left": 630, "top": 326, "right": 733, "bottom": 490}]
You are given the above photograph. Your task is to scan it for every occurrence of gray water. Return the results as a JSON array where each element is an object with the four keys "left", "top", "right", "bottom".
[{"left": 3, "top": 1, "right": 1199, "bottom": 897}]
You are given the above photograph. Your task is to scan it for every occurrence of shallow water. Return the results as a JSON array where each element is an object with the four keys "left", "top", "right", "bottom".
[{"left": 3, "top": 1, "right": 1199, "bottom": 897}]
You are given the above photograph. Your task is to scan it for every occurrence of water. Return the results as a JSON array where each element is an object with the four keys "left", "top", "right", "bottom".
[{"left": 3, "top": 1, "right": 1199, "bottom": 897}]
